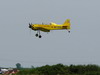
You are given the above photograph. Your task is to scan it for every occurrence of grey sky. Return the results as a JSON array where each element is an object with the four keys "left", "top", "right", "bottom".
[{"left": 0, "top": 0, "right": 100, "bottom": 68}]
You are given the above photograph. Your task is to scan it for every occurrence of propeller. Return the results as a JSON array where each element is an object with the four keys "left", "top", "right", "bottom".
[
  {"left": 29, "top": 23, "right": 32, "bottom": 28},
  {"left": 29, "top": 23, "right": 32, "bottom": 36},
  {"left": 28, "top": 23, "right": 34, "bottom": 36}
]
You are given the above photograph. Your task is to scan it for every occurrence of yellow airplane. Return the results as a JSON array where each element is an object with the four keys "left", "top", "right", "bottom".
[{"left": 29, "top": 19, "right": 71, "bottom": 38}]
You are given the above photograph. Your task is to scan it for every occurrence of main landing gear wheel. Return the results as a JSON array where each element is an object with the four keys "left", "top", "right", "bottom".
[
  {"left": 35, "top": 34, "right": 38, "bottom": 37},
  {"left": 39, "top": 35, "right": 42, "bottom": 38}
]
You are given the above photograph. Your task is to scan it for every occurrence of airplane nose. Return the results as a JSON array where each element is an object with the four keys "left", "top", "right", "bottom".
[{"left": 29, "top": 23, "right": 32, "bottom": 28}]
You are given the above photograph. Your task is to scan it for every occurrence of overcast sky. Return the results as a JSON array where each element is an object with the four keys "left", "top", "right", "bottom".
[{"left": 0, "top": 0, "right": 100, "bottom": 68}]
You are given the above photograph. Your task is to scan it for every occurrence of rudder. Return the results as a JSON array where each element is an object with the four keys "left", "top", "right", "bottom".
[{"left": 63, "top": 19, "right": 70, "bottom": 26}]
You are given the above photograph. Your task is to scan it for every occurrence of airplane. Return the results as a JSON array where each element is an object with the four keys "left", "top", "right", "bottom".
[{"left": 29, "top": 19, "right": 71, "bottom": 38}]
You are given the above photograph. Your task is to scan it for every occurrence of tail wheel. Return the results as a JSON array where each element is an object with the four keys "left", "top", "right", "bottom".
[{"left": 68, "top": 31, "right": 70, "bottom": 33}]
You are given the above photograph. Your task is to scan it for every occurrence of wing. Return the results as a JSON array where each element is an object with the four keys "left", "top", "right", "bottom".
[{"left": 38, "top": 27, "right": 50, "bottom": 32}]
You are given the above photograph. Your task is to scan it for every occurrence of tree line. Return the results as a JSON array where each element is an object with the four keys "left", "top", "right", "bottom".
[{"left": 16, "top": 64, "right": 100, "bottom": 75}]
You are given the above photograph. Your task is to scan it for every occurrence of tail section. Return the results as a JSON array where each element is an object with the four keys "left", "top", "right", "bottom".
[
  {"left": 63, "top": 19, "right": 71, "bottom": 29},
  {"left": 63, "top": 19, "right": 70, "bottom": 26}
]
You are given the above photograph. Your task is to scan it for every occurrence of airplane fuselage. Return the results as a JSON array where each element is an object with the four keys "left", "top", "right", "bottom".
[{"left": 31, "top": 24, "right": 69, "bottom": 30}]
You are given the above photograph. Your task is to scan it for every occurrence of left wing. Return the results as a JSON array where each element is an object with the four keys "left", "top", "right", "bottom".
[{"left": 38, "top": 27, "right": 50, "bottom": 32}]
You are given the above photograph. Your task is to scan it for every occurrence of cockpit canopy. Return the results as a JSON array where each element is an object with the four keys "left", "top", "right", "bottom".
[{"left": 50, "top": 22, "right": 57, "bottom": 25}]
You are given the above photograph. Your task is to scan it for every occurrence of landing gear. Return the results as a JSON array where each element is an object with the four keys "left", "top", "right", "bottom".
[
  {"left": 67, "top": 29, "right": 70, "bottom": 33},
  {"left": 39, "top": 35, "right": 42, "bottom": 38},
  {"left": 35, "top": 30, "right": 42, "bottom": 38},
  {"left": 68, "top": 31, "right": 70, "bottom": 33},
  {"left": 35, "top": 34, "right": 38, "bottom": 37}
]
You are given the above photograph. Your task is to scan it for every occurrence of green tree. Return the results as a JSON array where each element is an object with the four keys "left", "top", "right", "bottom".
[{"left": 16, "top": 63, "right": 22, "bottom": 69}]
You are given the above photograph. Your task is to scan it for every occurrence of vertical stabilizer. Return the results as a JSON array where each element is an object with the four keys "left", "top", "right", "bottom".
[{"left": 63, "top": 19, "right": 70, "bottom": 26}]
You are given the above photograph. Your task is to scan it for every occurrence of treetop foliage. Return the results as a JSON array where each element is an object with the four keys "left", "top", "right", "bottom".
[{"left": 16, "top": 64, "right": 100, "bottom": 75}]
